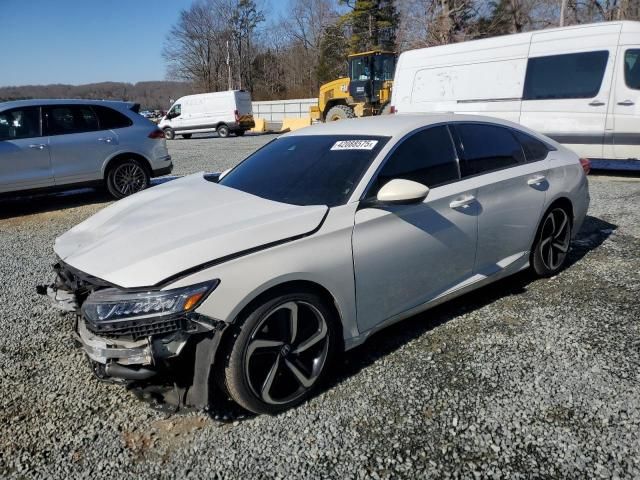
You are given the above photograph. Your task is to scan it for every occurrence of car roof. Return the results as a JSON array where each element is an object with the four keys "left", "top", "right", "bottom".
[
  {"left": 0, "top": 99, "right": 136, "bottom": 111},
  {"left": 283, "top": 113, "right": 530, "bottom": 139}
]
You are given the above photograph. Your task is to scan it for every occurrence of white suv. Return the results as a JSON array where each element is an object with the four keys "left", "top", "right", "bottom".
[{"left": 0, "top": 99, "right": 173, "bottom": 198}]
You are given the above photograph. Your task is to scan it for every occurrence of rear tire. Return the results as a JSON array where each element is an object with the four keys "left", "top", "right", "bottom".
[
  {"left": 181, "top": 134, "right": 192, "bottom": 139},
  {"left": 106, "top": 159, "right": 150, "bottom": 199},
  {"left": 222, "top": 292, "right": 337, "bottom": 415},
  {"left": 217, "top": 124, "right": 230, "bottom": 138},
  {"left": 163, "top": 128, "right": 175, "bottom": 140},
  {"left": 531, "top": 206, "right": 572, "bottom": 277},
  {"left": 325, "top": 105, "right": 356, "bottom": 122},
  {"left": 235, "top": 130, "right": 246, "bottom": 137}
]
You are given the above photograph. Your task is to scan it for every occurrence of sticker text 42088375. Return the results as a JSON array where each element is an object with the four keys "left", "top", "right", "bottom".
[{"left": 330, "top": 140, "right": 379, "bottom": 151}]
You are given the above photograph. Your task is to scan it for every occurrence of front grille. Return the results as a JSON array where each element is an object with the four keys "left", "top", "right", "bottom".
[{"left": 86, "top": 316, "right": 190, "bottom": 340}]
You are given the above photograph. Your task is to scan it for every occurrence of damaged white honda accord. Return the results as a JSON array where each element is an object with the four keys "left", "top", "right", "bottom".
[{"left": 44, "top": 114, "right": 590, "bottom": 414}]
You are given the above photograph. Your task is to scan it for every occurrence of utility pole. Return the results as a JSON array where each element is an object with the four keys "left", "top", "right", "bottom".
[
  {"left": 226, "top": 40, "right": 233, "bottom": 91},
  {"left": 559, "top": 0, "right": 568, "bottom": 26}
]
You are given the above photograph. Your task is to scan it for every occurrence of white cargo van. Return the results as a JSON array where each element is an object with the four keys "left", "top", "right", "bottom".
[
  {"left": 392, "top": 21, "right": 640, "bottom": 167},
  {"left": 159, "top": 90, "right": 255, "bottom": 140}
]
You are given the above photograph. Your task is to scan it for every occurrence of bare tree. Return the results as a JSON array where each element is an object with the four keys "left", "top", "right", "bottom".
[
  {"left": 162, "top": 0, "right": 226, "bottom": 91},
  {"left": 397, "top": 0, "right": 478, "bottom": 48},
  {"left": 163, "top": 0, "right": 264, "bottom": 93},
  {"left": 279, "top": 0, "right": 341, "bottom": 95}
]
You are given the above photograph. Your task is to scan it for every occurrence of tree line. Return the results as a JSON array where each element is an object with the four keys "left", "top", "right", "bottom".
[
  {"left": 3, "top": 0, "right": 639, "bottom": 107},
  {"left": 0, "top": 81, "right": 192, "bottom": 110},
  {"left": 164, "top": 0, "right": 640, "bottom": 101}
]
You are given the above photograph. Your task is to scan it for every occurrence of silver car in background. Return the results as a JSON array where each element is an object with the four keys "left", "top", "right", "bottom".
[
  {"left": 0, "top": 99, "right": 173, "bottom": 198},
  {"left": 46, "top": 114, "right": 589, "bottom": 415}
]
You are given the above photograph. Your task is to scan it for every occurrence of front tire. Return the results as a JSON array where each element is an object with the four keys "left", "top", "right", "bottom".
[
  {"left": 106, "top": 159, "right": 150, "bottom": 199},
  {"left": 217, "top": 124, "right": 230, "bottom": 138},
  {"left": 163, "top": 128, "right": 175, "bottom": 140},
  {"left": 222, "top": 292, "right": 337, "bottom": 415},
  {"left": 531, "top": 206, "right": 572, "bottom": 277},
  {"left": 325, "top": 105, "right": 356, "bottom": 122}
]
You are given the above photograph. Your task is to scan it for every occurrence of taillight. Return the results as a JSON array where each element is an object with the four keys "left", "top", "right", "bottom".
[
  {"left": 234, "top": 109, "right": 240, "bottom": 122},
  {"left": 148, "top": 129, "right": 165, "bottom": 139},
  {"left": 579, "top": 157, "right": 591, "bottom": 175},
  {"left": 389, "top": 105, "right": 396, "bottom": 114}
]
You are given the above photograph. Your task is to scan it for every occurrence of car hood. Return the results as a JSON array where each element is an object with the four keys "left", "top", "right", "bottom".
[{"left": 54, "top": 173, "right": 328, "bottom": 288}]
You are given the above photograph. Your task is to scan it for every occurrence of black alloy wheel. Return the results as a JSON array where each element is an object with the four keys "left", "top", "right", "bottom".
[
  {"left": 223, "top": 292, "right": 336, "bottom": 414},
  {"left": 532, "top": 207, "right": 572, "bottom": 276}
]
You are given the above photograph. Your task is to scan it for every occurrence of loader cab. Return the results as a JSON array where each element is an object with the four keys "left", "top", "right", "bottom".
[{"left": 348, "top": 51, "right": 396, "bottom": 103}]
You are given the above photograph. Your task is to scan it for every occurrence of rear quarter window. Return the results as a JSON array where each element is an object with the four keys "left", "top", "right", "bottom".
[
  {"left": 92, "top": 105, "right": 133, "bottom": 130},
  {"left": 513, "top": 130, "right": 551, "bottom": 162}
]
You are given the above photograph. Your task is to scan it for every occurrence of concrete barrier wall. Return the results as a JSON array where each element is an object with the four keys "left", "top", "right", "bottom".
[{"left": 252, "top": 98, "right": 317, "bottom": 120}]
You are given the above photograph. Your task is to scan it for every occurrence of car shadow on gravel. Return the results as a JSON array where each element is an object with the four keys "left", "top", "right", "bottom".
[
  {"left": 0, "top": 177, "right": 183, "bottom": 220},
  {"left": 308, "top": 214, "right": 617, "bottom": 408},
  {"left": 0, "top": 188, "right": 112, "bottom": 220},
  {"left": 202, "top": 215, "right": 617, "bottom": 422}
]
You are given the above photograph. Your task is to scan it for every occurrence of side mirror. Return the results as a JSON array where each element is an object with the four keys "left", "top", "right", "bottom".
[{"left": 376, "top": 179, "right": 429, "bottom": 204}]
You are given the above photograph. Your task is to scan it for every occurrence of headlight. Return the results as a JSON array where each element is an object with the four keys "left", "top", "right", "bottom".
[{"left": 82, "top": 280, "right": 219, "bottom": 324}]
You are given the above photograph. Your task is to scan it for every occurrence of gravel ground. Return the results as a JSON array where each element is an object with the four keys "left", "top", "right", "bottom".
[
  {"left": 0, "top": 136, "right": 639, "bottom": 478},
  {"left": 167, "top": 132, "right": 274, "bottom": 175}
]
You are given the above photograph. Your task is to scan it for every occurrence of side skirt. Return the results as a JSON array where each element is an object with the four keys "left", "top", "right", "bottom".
[{"left": 344, "top": 254, "right": 530, "bottom": 351}]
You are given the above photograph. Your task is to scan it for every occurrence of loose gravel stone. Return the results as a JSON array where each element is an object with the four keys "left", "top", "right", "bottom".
[{"left": 0, "top": 136, "right": 638, "bottom": 478}]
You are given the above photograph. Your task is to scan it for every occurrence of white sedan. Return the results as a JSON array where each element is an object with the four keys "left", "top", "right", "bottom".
[{"left": 46, "top": 114, "right": 590, "bottom": 414}]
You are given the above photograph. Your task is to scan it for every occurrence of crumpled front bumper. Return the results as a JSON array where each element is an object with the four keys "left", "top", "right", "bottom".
[
  {"left": 75, "top": 317, "right": 157, "bottom": 366},
  {"left": 41, "top": 262, "right": 228, "bottom": 407}
]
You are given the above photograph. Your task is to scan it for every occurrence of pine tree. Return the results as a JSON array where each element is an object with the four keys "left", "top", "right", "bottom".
[
  {"left": 317, "top": 24, "right": 349, "bottom": 83},
  {"left": 340, "top": 0, "right": 399, "bottom": 53}
]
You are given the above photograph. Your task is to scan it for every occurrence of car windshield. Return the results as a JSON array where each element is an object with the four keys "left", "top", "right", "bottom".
[{"left": 219, "top": 135, "right": 390, "bottom": 207}]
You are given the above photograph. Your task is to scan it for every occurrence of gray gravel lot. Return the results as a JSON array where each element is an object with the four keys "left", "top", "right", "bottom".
[
  {"left": 0, "top": 135, "right": 639, "bottom": 478},
  {"left": 168, "top": 132, "right": 273, "bottom": 175}
]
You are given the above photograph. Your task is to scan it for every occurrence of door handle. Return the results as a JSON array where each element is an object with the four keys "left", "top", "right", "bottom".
[
  {"left": 617, "top": 99, "right": 635, "bottom": 106},
  {"left": 527, "top": 174, "right": 547, "bottom": 186},
  {"left": 588, "top": 100, "right": 605, "bottom": 106},
  {"left": 449, "top": 194, "right": 475, "bottom": 209},
  {"left": 28, "top": 144, "right": 46, "bottom": 150},
  {"left": 98, "top": 137, "right": 113, "bottom": 143}
]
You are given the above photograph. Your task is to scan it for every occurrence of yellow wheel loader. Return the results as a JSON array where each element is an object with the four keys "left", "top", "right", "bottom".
[{"left": 310, "top": 50, "right": 396, "bottom": 122}]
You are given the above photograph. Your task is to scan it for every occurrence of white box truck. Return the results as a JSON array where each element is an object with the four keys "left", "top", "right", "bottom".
[
  {"left": 159, "top": 90, "right": 255, "bottom": 140},
  {"left": 391, "top": 21, "right": 640, "bottom": 168}
]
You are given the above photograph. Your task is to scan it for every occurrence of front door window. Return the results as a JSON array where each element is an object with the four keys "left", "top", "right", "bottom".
[{"left": 0, "top": 107, "right": 40, "bottom": 141}]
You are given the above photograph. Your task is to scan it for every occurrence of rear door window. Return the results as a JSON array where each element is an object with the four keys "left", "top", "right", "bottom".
[
  {"left": 523, "top": 51, "right": 609, "bottom": 100},
  {"left": 44, "top": 105, "right": 99, "bottom": 135},
  {"left": 0, "top": 107, "right": 40, "bottom": 140},
  {"left": 454, "top": 123, "right": 525, "bottom": 177},
  {"left": 92, "top": 105, "right": 133, "bottom": 129},
  {"left": 372, "top": 125, "right": 460, "bottom": 194}
]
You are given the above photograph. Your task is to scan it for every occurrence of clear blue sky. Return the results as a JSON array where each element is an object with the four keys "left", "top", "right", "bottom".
[{"left": 0, "top": 0, "right": 284, "bottom": 87}]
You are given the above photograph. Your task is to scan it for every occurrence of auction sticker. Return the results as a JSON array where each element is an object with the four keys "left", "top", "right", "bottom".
[{"left": 331, "top": 140, "right": 378, "bottom": 151}]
